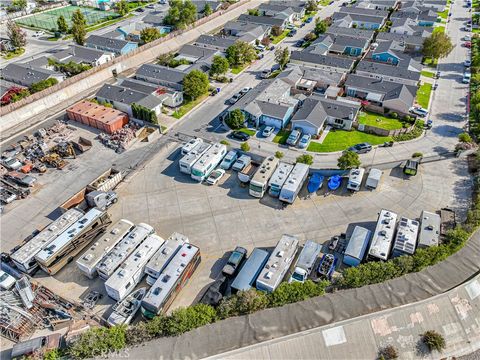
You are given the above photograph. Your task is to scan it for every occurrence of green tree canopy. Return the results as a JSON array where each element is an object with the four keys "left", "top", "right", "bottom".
[
  {"left": 12, "top": 0, "right": 27, "bottom": 11},
  {"left": 57, "top": 15, "right": 68, "bottom": 33},
  {"left": 164, "top": 0, "right": 197, "bottom": 29},
  {"left": 116, "top": 0, "right": 129, "bottom": 16},
  {"left": 225, "top": 41, "right": 257, "bottom": 66},
  {"left": 271, "top": 25, "right": 282, "bottom": 37},
  {"left": 140, "top": 27, "right": 161, "bottom": 43},
  {"left": 296, "top": 154, "right": 314, "bottom": 165},
  {"left": 422, "top": 32, "right": 454, "bottom": 60},
  {"left": 306, "top": 0, "right": 317, "bottom": 12},
  {"left": 226, "top": 109, "right": 245, "bottom": 129},
  {"left": 274, "top": 46, "right": 290, "bottom": 69},
  {"left": 71, "top": 9, "right": 87, "bottom": 45},
  {"left": 203, "top": 3, "right": 212, "bottom": 16},
  {"left": 6, "top": 21, "right": 26, "bottom": 49},
  {"left": 314, "top": 19, "right": 328, "bottom": 35},
  {"left": 337, "top": 150, "right": 361, "bottom": 169},
  {"left": 183, "top": 70, "right": 209, "bottom": 99},
  {"left": 48, "top": 58, "right": 91, "bottom": 77},
  {"left": 209, "top": 55, "right": 230, "bottom": 76}
]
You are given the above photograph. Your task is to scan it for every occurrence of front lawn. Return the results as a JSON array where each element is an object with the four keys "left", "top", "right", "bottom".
[
  {"left": 421, "top": 70, "right": 435, "bottom": 78},
  {"left": 307, "top": 130, "right": 391, "bottom": 153},
  {"left": 357, "top": 111, "right": 404, "bottom": 130},
  {"left": 271, "top": 30, "right": 290, "bottom": 44},
  {"left": 423, "top": 57, "right": 439, "bottom": 68},
  {"left": 172, "top": 94, "right": 208, "bottom": 119},
  {"left": 273, "top": 129, "right": 290, "bottom": 144},
  {"left": 438, "top": 8, "right": 449, "bottom": 19},
  {"left": 231, "top": 63, "right": 248, "bottom": 75},
  {"left": 319, "top": 0, "right": 331, "bottom": 5},
  {"left": 239, "top": 128, "right": 256, "bottom": 136},
  {"left": 1, "top": 48, "right": 25, "bottom": 60},
  {"left": 433, "top": 25, "right": 445, "bottom": 34},
  {"left": 417, "top": 83, "right": 433, "bottom": 109}
]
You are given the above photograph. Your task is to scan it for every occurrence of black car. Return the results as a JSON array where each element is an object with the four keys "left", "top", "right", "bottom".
[
  {"left": 294, "top": 40, "right": 305, "bottom": 47},
  {"left": 230, "top": 131, "right": 250, "bottom": 141},
  {"left": 348, "top": 143, "right": 372, "bottom": 154}
]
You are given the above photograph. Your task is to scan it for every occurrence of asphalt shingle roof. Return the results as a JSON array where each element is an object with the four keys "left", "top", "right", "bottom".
[
  {"left": 291, "top": 51, "right": 355, "bottom": 71},
  {"left": 86, "top": 34, "right": 133, "bottom": 52},
  {"left": 356, "top": 60, "right": 421, "bottom": 82},
  {"left": 135, "top": 64, "right": 185, "bottom": 85},
  {"left": 292, "top": 96, "right": 360, "bottom": 127}
]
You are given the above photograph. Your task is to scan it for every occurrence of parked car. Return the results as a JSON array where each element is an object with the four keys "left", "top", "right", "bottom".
[
  {"left": 0, "top": 270, "right": 15, "bottom": 290},
  {"left": 206, "top": 169, "right": 226, "bottom": 185},
  {"left": 426, "top": 119, "right": 433, "bottom": 129},
  {"left": 298, "top": 134, "right": 311, "bottom": 149},
  {"left": 232, "top": 154, "right": 251, "bottom": 171},
  {"left": 230, "top": 131, "right": 250, "bottom": 141},
  {"left": 464, "top": 59, "right": 472, "bottom": 67},
  {"left": 288, "top": 29, "right": 297, "bottom": 37},
  {"left": 228, "top": 93, "right": 241, "bottom": 105},
  {"left": 255, "top": 45, "right": 266, "bottom": 52},
  {"left": 464, "top": 35, "right": 471, "bottom": 41},
  {"left": 306, "top": 16, "right": 314, "bottom": 23},
  {"left": 135, "top": 7, "right": 144, "bottom": 12},
  {"left": 348, "top": 143, "right": 372, "bottom": 154},
  {"left": 261, "top": 69, "right": 272, "bottom": 79},
  {"left": 286, "top": 129, "right": 302, "bottom": 146},
  {"left": 1, "top": 157, "right": 22, "bottom": 170},
  {"left": 262, "top": 126, "right": 275, "bottom": 137},
  {"left": 464, "top": 41, "right": 471, "bottom": 48},
  {"left": 32, "top": 31, "right": 45, "bottom": 38},
  {"left": 294, "top": 39, "right": 305, "bottom": 47},
  {"left": 239, "top": 87, "right": 251, "bottom": 95},
  {"left": 146, "top": 3, "right": 155, "bottom": 8},
  {"left": 220, "top": 150, "right": 238, "bottom": 170},
  {"left": 222, "top": 246, "right": 248, "bottom": 276},
  {"left": 463, "top": 72, "right": 471, "bottom": 83},
  {"left": 434, "top": 71, "right": 441, "bottom": 79},
  {"left": 409, "top": 106, "right": 429, "bottom": 117}
]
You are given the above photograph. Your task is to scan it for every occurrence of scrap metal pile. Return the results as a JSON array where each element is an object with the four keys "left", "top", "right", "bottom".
[{"left": 97, "top": 123, "right": 139, "bottom": 153}]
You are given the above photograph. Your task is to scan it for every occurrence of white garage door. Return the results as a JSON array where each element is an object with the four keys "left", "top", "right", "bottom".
[{"left": 292, "top": 123, "right": 318, "bottom": 136}]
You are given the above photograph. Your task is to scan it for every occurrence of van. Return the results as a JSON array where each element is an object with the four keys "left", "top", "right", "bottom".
[{"left": 286, "top": 130, "right": 301, "bottom": 146}]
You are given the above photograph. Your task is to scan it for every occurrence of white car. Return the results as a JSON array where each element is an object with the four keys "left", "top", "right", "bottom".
[
  {"left": 464, "top": 59, "right": 472, "bottom": 67},
  {"left": 32, "top": 31, "right": 45, "bottom": 38},
  {"left": 409, "top": 106, "right": 429, "bottom": 117},
  {"left": 206, "top": 169, "right": 225, "bottom": 185},
  {"left": 464, "top": 35, "right": 471, "bottom": 41},
  {"left": 462, "top": 72, "right": 471, "bottom": 83},
  {"left": 239, "top": 87, "right": 251, "bottom": 95},
  {"left": 0, "top": 270, "right": 15, "bottom": 290},
  {"left": 298, "top": 134, "right": 311, "bottom": 149},
  {"left": 262, "top": 126, "right": 274, "bottom": 137}
]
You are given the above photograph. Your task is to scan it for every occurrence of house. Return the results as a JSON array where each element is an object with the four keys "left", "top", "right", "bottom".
[
  {"left": 290, "top": 51, "right": 355, "bottom": 73},
  {"left": 116, "top": 22, "right": 170, "bottom": 42},
  {"left": 402, "top": 0, "right": 447, "bottom": 12},
  {"left": 390, "top": 9, "right": 438, "bottom": 26},
  {"left": 85, "top": 35, "right": 138, "bottom": 56},
  {"left": 194, "top": 35, "right": 237, "bottom": 52},
  {"left": 376, "top": 32, "right": 425, "bottom": 52},
  {"left": 390, "top": 18, "right": 435, "bottom": 35},
  {"left": 277, "top": 65, "right": 346, "bottom": 94},
  {"left": 331, "top": 12, "right": 386, "bottom": 29},
  {"left": 1, "top": 63, "right": 64, "bottom": 87},
  {"left": 371, "top": 40, "right": 407, "bottom": 65},
  {"left": 257, "top": 3, "right": 305, "bottom": 22},
  {"left": 118, "top": 78, "right": 183, "bottom": 107},
  {"left": 344, "top": 74, "right": 417, "bottom": 114},
  {"left": 237, "top": 14, "right": 288, "bottom": 30},
  {"left": 142, "top": 14, "right": 166, "bottom": 26},
  {"left": 222, "top": 21, "right": 270, "bottom": 44},
  {"left": 339, "top": 6, "right": 389, "bottom": 19},
  {"left": 309, "top": 34, "right": 370, "bottom": 56},
  {"left": 135, "top": 64, "right": 185, "bottom": 91},
  {"left": 23, "top": 56, "right": 54, "bottom": 71},
  {"left": 325, "top": 26, "right": 375, "bottom": 41},
  {"left": 355, "top": 60, "right": 420, "bottom": 86},
  {"left": 194, "top": 0, "right": 222, "bottom": 17},
  {"left": 51, "top": 45, "right": 113, "bottom": 66},
  {"left": 174, "top": 44, "right": 220, "bottom": 65},
  {"left": 355, "top": 0, "right": 400, "bottom": 11},
  {"left": 291, "top": 96, "right": 361, "bottom": 134},
  {"left": 96, "top": 84, "right": 163, "bottom": 116},
  {"left": 230, "top": 78, "right": 299, "bottom": 129}
]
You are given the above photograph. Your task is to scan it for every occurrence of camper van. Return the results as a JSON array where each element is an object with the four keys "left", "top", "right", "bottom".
[
  {"left": 181, "top": 138, "right": 203, "bottom": 156},
  {"left": 418, "top": 210, "right": 441, "bottom": 248},
  {"left": 179, "top": 143, "right": 211, "bottom": 174},
  {"left": 191, "top": 143, "right": 227, "bottom": 182},
  {"left": 289, "top": 240, "right": 321, "bottom": 283},
  {"left": 268, "top": 162, "right": 294, "bottom": 197},
  {"left": 249, "top": 156, "right": 279, "bottom": 198},
  {"left": 279, "top": 163, "right": 309, "bottom": 204},
  {"left": 392, "top": 217, "right": 419, "bottom": 257},
  {"left": 347, "top": 168, "right": 365, "bottom": 192},
  {"left": 367, "top": 209, "right": 398, "bottom": 261}
]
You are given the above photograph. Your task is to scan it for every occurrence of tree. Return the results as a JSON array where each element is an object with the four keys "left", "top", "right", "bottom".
[
  {"left": 275, "top": 46, "right": 290, "bottom": 70},
  {"left": 226, "top": 109, "right": 245, "bottom": 129},
  {"left": 225, "top": 41, "right": 257, "bottom": 66},
  {"left": 68, "top": 326, "right": 127, "bottom": 359},
  {"left": 422, "top": 32, "right": 454, "bottom": 60},
  {"left": 337, "top": 150, "right": 361, "bottom": 169},
  {"left": 378, "top": 345, "right": 398, "bottom": 360},
  {"left": 458, "top": 132, "right": 473, "bottom": 143},
  {"left": 71, "top": 9, "right": 87, "bottom": 46},
  {"left": 164, "top": 0, "right": 197, "bottom": 29},
  {"left": 30, "top": 78, "right": 58, "bottom": 93},
  {"left": 296, "top": 154, "right": 314, "bottom": 165},
  {"left": 6, "top": 21, "right": 26, "bottom": 49},
  {"left": 12, "top": 0, "right": 27, "bottom": 11},
  {"left": 116, "top": 0, "right": 129, "bottom": 17},
  {"left": 140, "top": 27, "right": 161, "bottom": 43},
  {"left": 48, "top": 58, "right": 91, "bottom": 77},
  {"left": 57, "top": 15, "right": 68, "bottom": 34},
  {"left": 421, "top": 330, "right": 446, "bottom": 352},
  {"left": 157, "top": 52, "right": 174, "bottom": 66},
  {"left": 162, "top": 304, "right": 217, "bottom": 336},
  {"left": 268, "top": 280, "right": 329, "bottom": 307},
  {"left": 240, "top": 142, "right": 250, "bottom": 152},
  {"left": 314, "top": 18, "right": 328, "bottom": 35},
  {"left": 304, "top": 32, "right": 317, "bottom": 42},
  {"left": 183, "top": 70, "right": 209, "bottom": 100},
  {"left": 203, "top": 3, "right": 212, "bottom": 16},
  {"left": 209, "top": 55, "right": 230, "bottom": 77},
  {"left": 247, "top": 8, "right": 259, "bottom": 16},
  {"left": 271, "top": 25, "right": 282, "bottom": 37},
  {"left": 260, "top": 36, "right": 271, "bottom": 46},
  {"left": 275, "top": 151, "right": 284, "bottom": 159},
  {"left": 217, "top": 289, "right": 269, "bottom": 319},
  {"left": 306, "top": 0, "right": 317, "bottom": 12}
]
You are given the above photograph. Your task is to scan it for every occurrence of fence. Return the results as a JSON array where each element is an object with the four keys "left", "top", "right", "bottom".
[{"left": 357, "top": 123, "right": 415, "bottom": 137}]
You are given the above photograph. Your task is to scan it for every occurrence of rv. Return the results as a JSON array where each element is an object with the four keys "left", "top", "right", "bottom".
[
  {"left": 418, "top": 210, "right": 441, "bottom": 248},
  {"left": 231, "top": 248, "right": 269, "bottom": 292},
  {"left": 179, "top": 143, "right": 211, "bottom": 174},
  {"left": 144, "top": 232, "right": 188, "bottom": 285},
  {"left": 76, "top": 219, "right": 135, "bottom": 279},
  {"left": 96, "top": 223, "right": 155, "bottom": 280},
  {"left": 392, "top": 217, "right": 419, "bottom": 257},
  {"left": 289, "top": 240, "right": 321, "bottom": 283},
  {"left": 35, "top": 209, "right": 111, "bottom": 275},
  {"left": 343, "top": 226, "right": 371, "bottom": 267},
  {"left": 141, "top": 243, "right": 201, "bottom": 319},
  {"left": 105, "top": 234, "right": 163, "bottom": 301},
  {"left": 191, "top": 143, "right": 227, "bottom": 182},
  {"left": 365, "top": 168, "right": 382, "bottom": 190},
  {"left": 249, "top": 156, "right": 280, "bottom": 198},
  {"left": 11, "top": 208, "right": 84, "bottom": 274},
  {"left": 347, "top": 167, "right": 365, "bottom": 192},
  {"left": 279, "top": 163, "right": 309, "bottom": 204},
  {"left": 268, "top": 162, "right": 294, "bottom": 197},
  {"left": 367, "top": 209, "right": 398, "bottom": 261},
  {"left": 256, "top": 234, "right": 299, "bottom": 293},
  {"left": 181, "top": 138, "right": 203, "bottom": 156}
]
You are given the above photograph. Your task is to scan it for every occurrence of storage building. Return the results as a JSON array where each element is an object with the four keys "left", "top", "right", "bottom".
[{"left": 66, "top": 101, "right": 129, "bottom": 134}]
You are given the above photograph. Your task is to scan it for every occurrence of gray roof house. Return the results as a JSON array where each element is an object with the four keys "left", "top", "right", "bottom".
[
  {"left": 309, "top": 34, "right": 370, "bottom": 57},
  {"left": 237, "top": 14, "right": 288, "bottom": 29},
  {"left": 222, "top": 21, "right": 270, "bottom": 43},
  {"left": 344, "top": 74, "right": 417, "bottom": 114},
  {"left": 194, "top": 0, "right": 222, "bottom": 16},
  {"left": 390, "top": 17, "right": 435, "bottom": 36},
  {"left": 1, "top": 63, "right": 64, "bottom": 87},
  {"left": 51, "top": 45, "right": 113, "bottom": 66},
  {"left": 331, "top": 12, "right": 386, "bottom": 29},
  {"left": 290, "top": 51, "right": 355, "bottom": 73},
  {"left": 339, "top": 6, "right": 389, "bottom": 18},
  {"left": 142, "top": 14, "right": 166, "bottom": 26},
  {"left": 355, "top": 60, "right": 421, "bottom": 86},
  {"left": 257, "top": 3, "right": 305, "bottom": 22},
  {"left": 371, "top": 40, "right": 423, "bottom": 71},
  {"left": 135, "top": 64, "right": 185, "bottom": 91},
  {"left": 277, "top": 65, "right": 346, "bottom": 93},
  {"left": 325, "top": 26, "right": 375, "bottom": 40},
  {"left": 174, "top": 44, "right": 219, "bottom": 65},
  {"left": 376, "top": 32, "right": 425, "bottom": 52},
  {"left": 85, "top": 34, "right": 137, "bottom": 56},
  {"left": 194, "top": 35, "right": 237, "bottom": 52},
  {"left": 291, "top": 96, "right": 361, "bottom": 134},
  {"left": 355, "top": 0, "right": 401, "bottom": 11},
  {"left": 118, "top": 77, "right": 184, "bottom": 108}
]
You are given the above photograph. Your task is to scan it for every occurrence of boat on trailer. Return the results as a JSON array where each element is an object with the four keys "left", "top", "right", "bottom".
[
  {"left": 327, "top": 175, "right": 342, "bottom": 191},
  {"left": 307, "top": 173, "right": 324, "bottom": 193},
  {"left": 107, "top": 287, "right": 146, "bottom": 326}
]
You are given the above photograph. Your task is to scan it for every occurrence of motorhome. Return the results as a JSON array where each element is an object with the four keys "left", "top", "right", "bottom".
[
  {"left": 181, "top": 138, "right": 203, "bottom": 156},
  {"left": 96, "top": 223, "right": 155, "bottom": 280},
  {"left": 35, "top": 209, "right": 111, "bottom": 275},
  {"left": 249, "top": 156, "right": 280, "bottom": 198},
  {"left": 392, "top": 217, "right": 419, "bottom": 257},
  {"left": 11, "top": 208, "right": 84, "bottom": 274},
  {"left": 365, "top": 168, "right": 382, "bottom": 190},
  {"left": 418, "top": 210, "right": 441, "bottom": 248},
  {"left": 367, "top": 209, "right": 398, "bottom": 261},
  {"left": 76, "top": 219, "right": 135, "bottom": 279},
  {"left": 231, "top": 248, "right": 269, "bottom": 292},
  {"left": 289, "top": 240, "right": 321, "bottom": 283},
  {"left": 256, "top": 234, "right": 299, "bottom": 293},
  {"left": 178, "top": 142, "right": 211, "bottom": 174},
  {"left": 279, "top": 163, "right": 309, "bottom": 204},
  {"left": 343, "top": 226, "right": 371, "bottom": 267},
  {"left": 104, "top": 234, "right": 163, "bottom": 301},
  {"left": 268, "top": 162, "right": 294, "bottom": 197},
  {"left": 144, "top": 232, "right": 188, "bottom": 285},
  {"left": 346, "top": 167, "right": 365, "bottom": 192},
  {"left": 141, "top": 243, "right": 201, "bottom": 319},
  {"left": 191, "top": 143, "right": 227, "bottom": 182}
]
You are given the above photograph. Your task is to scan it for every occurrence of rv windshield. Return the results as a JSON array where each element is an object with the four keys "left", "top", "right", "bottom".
[
  {"left": 291, "top": 272, "right": 304, "bottom": 282},
  {"left": 249, "top": 184, "right": 264, "bottom": 193},
  {"left": 191, "top": 169, "right": 204, "bottom": 177}
]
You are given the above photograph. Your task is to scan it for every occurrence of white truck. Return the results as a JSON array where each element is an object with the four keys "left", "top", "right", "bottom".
[
  {"left": 289, "top": 240, "right": 322, "bottom": 283},
  {"left": 346, "top": 168, "right": 365, "bottom": 192}
]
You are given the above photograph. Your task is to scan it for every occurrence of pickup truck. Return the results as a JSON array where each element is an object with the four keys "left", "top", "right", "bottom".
[{"left": 238, "top": 163, "right": 259, "bottom": 183}]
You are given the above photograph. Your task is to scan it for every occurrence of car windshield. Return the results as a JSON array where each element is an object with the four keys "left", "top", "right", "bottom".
[
  {"left": 228, "top": 251, "right": 242, "bottom": 264},
  {"left": 0, "top": 273, "right": 9, "bottom": 282}
]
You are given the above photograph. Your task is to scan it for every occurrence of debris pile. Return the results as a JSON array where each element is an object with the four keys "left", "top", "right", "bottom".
[{"left": 97, "top": 123, "right": 139, "bottom": 153}]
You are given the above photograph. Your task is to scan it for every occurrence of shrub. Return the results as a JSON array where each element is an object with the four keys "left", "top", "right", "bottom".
[
  {"left": 459, "top": 132, "right": 473, "bottom": 143},
  {"left": 220, "top": 140, "right": 230, "bottom": 146},
  {"left": 275, "top": 151, "right": 284, "bottom": 159},
  {"left": 217, "top": 289, "right": 269, "bottom": 319},
  {"left": 225, "top": 109, "right": 245, "bottom": 129},
  {"left": 240, "top": 142, "right": 250, "bottom": 152},
  {"left": 296, "top": 154, "right": 314, "bottom": 165},
  {"left": 412, "top": 152, "right": 423, "bottom": 158},
  {"left": 378, "top": 345, "right": 398, "bottom": 359},
  {"left": 337, "top": 151, "right": 360, "bottom": 169},
  {"left": 389, "top": 112, "right": 398, "bottom": 119},
  {"left": 421, "top": 330, "right": 446, "bottom": 352},
  {"left": 268, "top": 280, "right": 329, "bottom": 307},
  {"left": 163, "top": 304, "right": 217, "bottom": 336},
  {"left": 69, "top": 326, "right": 126, "bottom": 359}
]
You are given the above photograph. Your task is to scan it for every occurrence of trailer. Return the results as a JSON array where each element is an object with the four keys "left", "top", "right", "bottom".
[
  {"left": 343, "top": 226, "right": 371, "bottom": 267},
  {"left": 289, "top": 240, "right": 321, "bottom": 283},
  {"left": 249, "top": 156, "right": 279, "bottom": 198},
  {"left": 346, "top": 167, "right": 365, "bottom": 192},
  {"left": 279, "top": 163, "right": 309, "bottom": 204},
  {"left": 72, "top": 137, "right": 92, "bottom": 153},
  {"left": 268, "top": 163, "right": 294, "bottom": 197},
  {"left": 179, "top": 143, "right": 211, "bottom": 175},
  {"left": 231, "top": 248, "right": 269, "bottom": 293},
  {"left": 238, "top": 162, "right": 259, "bottom": 184},
  {"left": 418, "top": 210, "right": 441, "bottom": 248},
  {"left": 367, "top": 209, "right": 398, "bottom": 261},
  {"left": 365, "top": 168, "right": 382, "bottom": 190},
  {"left": 191, "top": 143, "right": 227, "bottom": 182},
  {"left": 392, "top": 217, "right": 419, "bottom": 257},
  {"left": 317, "top": 254, "right": 337, "bottom": 279}
]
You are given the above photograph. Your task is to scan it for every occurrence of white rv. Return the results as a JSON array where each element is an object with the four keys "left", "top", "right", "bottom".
[
  {"left": 144, "top": 232, "right": 188, "bottom": 285},
  {"left": 289, "top": 240, "right": 321, "bottom": 283},
  {"left": 367, "top": 209, "right": 398, "bottom": 261},
  {"left": 76, "top": 219, "right": 135, "bottom": 279},
  {"left": 181, "top": 138, "right": 203, "bottom": 156},
  {"left": 365, "top": 168, "right": 382, "bottom": 189},
  {"left": 104, "top": 234, "right": 164, "bottom": 301},
  {"left": 347, "top": 167, "right": 365, "bottom": 192},
  {"left": 179, "top": 142, "right": 211, "bottom": 174},
  {"left": 279, "top": 163, "right": 309, "bottom": 204},
  {"left": 11, "top": 208, "right": 84, "bottom": 274},
  {"left": 268, "top": 162, "right": 294, "bottom": 197},
  {"left": 249, "top": 156, "right": 280, "bottom": 198},
  {"left": 392, "top": 217, "right": 419, "bottom": 257},
  {"left": 96, "top": 223, "right": 155, "bottom": 280},
  {"left": 418, "top": 210, "right": 441, "bottom": 248},
  {"left": 191, "top": 143, "right": 227, "bottom": 182},
  {"left": 256, "top": 234, "right": 299, "bottom": 293}
]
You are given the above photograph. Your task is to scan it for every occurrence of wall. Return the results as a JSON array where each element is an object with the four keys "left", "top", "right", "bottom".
[{"left": 356, "top": 122, "right": 415, "bottom": 137}]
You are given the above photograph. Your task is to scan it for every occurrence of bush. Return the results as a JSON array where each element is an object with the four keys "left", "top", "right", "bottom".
[
  {"left": 393, "top": 121, "right": 423, "bottom": 141},
  {"left": 240, "top": 142, "right": 250, "bottom": 152},
  {"left": 30, "top": 78, "right": 58, "bottom": 93},
  {"left": 422, "top": 330, "right": 446, "bottom": 352},
  {"left": 337, "top": 151, "right": 360, "bottom": 169},
  {"left": 296, "top": 154, "right": 314, "bottom": 165},
  {"left": 389, "top": 112, "right": 398, "bottom": 119},
  {"left": 459, "top": 132, "right": 473, "bottom": 143},
  {"left": 225, "top": 109, "right": 245, "bottom": 129},
  {"left": 217, "top": 289, "right": 269, "bottom": 319},
  {"left": 69, "top": 326, "right": 126, "bottom": 359},
  {"left": 412, "top": 152, "right": 423, "bottom": 158},
  {"left": 163, "top": 304, "right": 217, "bottom": 336},
  {"left": 378, "top": 345, "right": 398, "bottom": 359},
  {"left": 220, "top": 140, "right": 230, "bottom": 146},
  {"left": 268, "top": 280, "right": 329, "bottom": 307},
  {"left": 275, "top": 151, "right": 284, "bottom": 159}
]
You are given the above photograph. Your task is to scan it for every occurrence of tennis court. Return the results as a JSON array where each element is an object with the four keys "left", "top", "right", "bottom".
[{"left": 16, "top": 6, "right": 120, "bottom": 31}]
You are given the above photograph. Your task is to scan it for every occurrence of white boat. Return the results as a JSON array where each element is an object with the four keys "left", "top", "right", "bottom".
[{"left": 107, "top": 287, "right": 146, "bottom": 326}]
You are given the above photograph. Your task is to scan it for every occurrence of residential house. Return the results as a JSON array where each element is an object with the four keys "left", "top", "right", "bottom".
[
  {"left": 402, "top": 0, "right": 447, "bottom": 12},
  {"left": 222, "top": 21, "right": 270, "bottom": 44},
  {"left": 291, "top": 96, "right": 360, "bottom": 134},
  {"left": 355, "top": 60, "right": 420, "bottom": 86},
  {"left": 344, "top": 74, "right": 417, "bottom": 114},
  {"left": 376, "top": 32, "right": 425, "bottom": 52},
  {"left": 331, "top": 12, "right": 386, "bottom": 29},
  {"left": 257, "top": 3, "right": 305, "bottom": 22},
  {"left": 116, "top": 22, "right": 171, "bottom": 42},
  {"left": 390, "top": 18, "right": 434, "bottom": 35},
  {"left": 135, "top": 64, "right": 185, "bottom": 91},
  {"left": 51, "top": 45, "right": 113, "bottom": 66},
  {"left": 142, "top": 14, "right": 166, "bottom": 26},
  {"left": 371, "top": 40, "right": 408, "bottom": 65},
  {"left": 326, "top": 26, "right": 375, "bottom": 41},
  {"left": 22, "top": 56, "right": 54, "bottom": 71},
  {"left": 174, "top": 44, "right": 220, "bottom": 66},
  {"left": 85, "top": 35, "right": 138, "bottom": 56},
  {"left": 339, "top": 6, "right": 389, "bottom": 19},
  {"left": 1, "top": 63, "right": 64, "bottom": 87},
  {"left": 355, "top": 0, "right": 400, "bottom": 11},
  {"left": 194, "top": 0, "right": 222, "bottom": 17},
  {"left": 277, "top": 64, "right": 346, "bottom": 94},
  {"left": 308, "top": 34, "right": 370, "bottom": 56},
  {"left": 290, "top": 51, "right": 355, "bottom": 73},
  {"left": 194, "top": 34, "right": 237, "bottom": 52},
  {"left": 118, "top": 78, "right": 183, "bottom": 107},
  {"left": 238, "top": 14, "right": 288, "bottom": 29},
  {"left": 390, "top": 9, "right": 438, "bottom": 26}
]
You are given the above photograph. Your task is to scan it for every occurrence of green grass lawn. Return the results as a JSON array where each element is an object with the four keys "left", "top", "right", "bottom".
[
  {"left": 1, "top": 48, "right": 25, "bottom": 60},
  {"left": 423, "top": 57, "right": 439, "bottom": 68},
  {"left": 421, "top": 70, "right": 435, "bottom": 78},
  {"left": 357, "top": 111, "right": 404, "bottom": 130},
  {"left": 231, "top": 63, "right": 248, "bottom": 75},
  {"left": 307, "top": 130, "right": 391, "bottom": 153},
  {"left": 271, "top": 30, "right": 290, "bottom": 44},
  {"left": 273, "top": 129, "right": 290, "bottom": 144},
  {"left": 438, "top": 8, "right": 449, "bottom": 19},
  {"left": 433, "top": 25, "right": 445, "bottom": 34},
  {"left": 417, "top": 83, "right": 433, "bottom": 109},
  {"left": 319, "top": 0, "right": 331, "bottom": 6},
  {"left": 239, "top": 128, "right": 256, "bottom": 136},
  {"left": 172, "top": 94, "right": 208, "bottom": 119}
]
